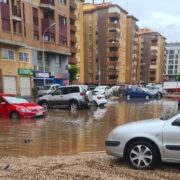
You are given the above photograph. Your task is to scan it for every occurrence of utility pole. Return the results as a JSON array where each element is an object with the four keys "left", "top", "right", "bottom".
[{"left": 98, "top": 55, "right": 101, "bottom": 86}]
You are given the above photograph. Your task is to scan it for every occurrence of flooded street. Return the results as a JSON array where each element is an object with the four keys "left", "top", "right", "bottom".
[{"left": 0, "top": 98, "right": 178, "bottom": 157}]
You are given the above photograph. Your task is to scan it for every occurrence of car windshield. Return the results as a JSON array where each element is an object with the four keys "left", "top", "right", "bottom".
[
  {"left": 3, "top": 96, "right": 29, "bottom": 104},
  {"left": 44, "top": 85, "right": 51, "bottom": 90}
]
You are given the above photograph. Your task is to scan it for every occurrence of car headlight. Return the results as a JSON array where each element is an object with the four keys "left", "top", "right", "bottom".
[{"left": 20, "top": 109, "right": 32, "bottom": 113}]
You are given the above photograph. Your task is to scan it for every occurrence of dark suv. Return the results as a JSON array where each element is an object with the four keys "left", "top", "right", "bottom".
[{"left": 37, "top": 85, "right": 89, "bottom": 110}]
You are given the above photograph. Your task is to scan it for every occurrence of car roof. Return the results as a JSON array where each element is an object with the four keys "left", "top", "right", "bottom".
[{"left": 0, "top": 94, "right": 16, "bottom": 97}]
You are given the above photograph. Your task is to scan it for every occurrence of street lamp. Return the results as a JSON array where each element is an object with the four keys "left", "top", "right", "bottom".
[{"left": 42, "top": 22, "right": 56, "bottom": 86}]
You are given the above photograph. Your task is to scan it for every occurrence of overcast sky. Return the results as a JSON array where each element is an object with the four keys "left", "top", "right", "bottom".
[{"left": 85, "top": 0, "right": 180, "bottom": 42}]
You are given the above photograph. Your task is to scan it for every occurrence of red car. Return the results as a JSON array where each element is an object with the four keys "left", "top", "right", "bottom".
[{"left": 0, "top": 94, "right": 46, "bottom": 119}]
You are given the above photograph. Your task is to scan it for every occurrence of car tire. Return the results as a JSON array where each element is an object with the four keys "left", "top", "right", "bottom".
[
  {"left": 70, "top": 101, "right": 79, "bottom": 111},
  {"left": 126, "top": 140, "right": 159, "bottom": 170},
  {"left": 92, "top": 100, "right": 98, "bottom": 107},
  {"left": 145, "top": 95, "right": 150, "bottom": 100},
  {"left": 10, "top": 111, "right": 20, "bottom": 120},
  {"left": 40, "top": 101, "right": 49, "bottom": 110},
  {"left": 126, "top": 95, "right": 130, "bottom": 100}
]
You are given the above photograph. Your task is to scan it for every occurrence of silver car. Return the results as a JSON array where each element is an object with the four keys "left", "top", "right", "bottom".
[{"left": 105, "top": 113, "right": 180, "bottom": 169}]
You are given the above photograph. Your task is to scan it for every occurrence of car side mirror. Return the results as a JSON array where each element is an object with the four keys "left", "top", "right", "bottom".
[{"left": 172, "top": 119, "right": 180, "bottom": 126}]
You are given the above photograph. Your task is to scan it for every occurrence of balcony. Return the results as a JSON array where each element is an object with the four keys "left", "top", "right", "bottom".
[
  {"left": 40, "top": 0, "right": 55, "bottom": 10},
  {"left": 70, "top": 13, "right": 77, "bottom": 20},
  {"left": 106, "top": 61, "right": 120, "bottom": 66},
  {"left": 107, "top": 42, "right": 120, "bottom": 48},
  {"left": 69, "top": 57, "right": 78, "bottom": 64},
  {"left": 107, "top": 70, "right": 119, "bottom": 76},
  {"left": 70, "top": 24, "right": 77, "bottom": 32},
  {"left": 107, "top": 22, "right": 120, "bottom": 28},
  {"left": 12, "top": 5, "right": 21, "bottom": 18},
  {"left": 70, "top": 0, "right": 77, "bottom": 9},
  {"left": 107, "top": 79, "right": 117, "bottom": 85},
  {"left": 106, "top": 51, "right": 119, "bottom": 57},
  {"left": 71, "top": 47, "right": 77, "bottom": 53},
  {"left": 70, "top": 35, "right": 77, "bottom": 43},
  {"left": 41, "top": 19, "right": 55, "bottom": 40},
  {"left": 107, "top": 32, "right": 120, "bottom": 38},
  {"left": 107, "top": 12, "right": 120, "bottom": 19}
]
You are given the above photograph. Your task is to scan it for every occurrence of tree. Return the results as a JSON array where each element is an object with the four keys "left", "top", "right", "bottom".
[
  {"left": 69, "top": 65, "right": 79, "bottom": 83},
  {"left": 177, "top": 72, "right": 180, "bottom": 81}
]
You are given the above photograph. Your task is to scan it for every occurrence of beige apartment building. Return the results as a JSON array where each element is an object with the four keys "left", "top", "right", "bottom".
[
  {"left": 83, "top": 3, "right": 128, "bottom": 85},
  {"left": 69, "top": 0, "right": 84, "bottom": 84},
  {"left": 126, "top": 15, "right": 139, "bottom": 84},
  {"left": 137, "top": 29, "right": 166, "bottom": 84},
  {"left": 0, "top": 0, "right": 84, "bottom": 95}
]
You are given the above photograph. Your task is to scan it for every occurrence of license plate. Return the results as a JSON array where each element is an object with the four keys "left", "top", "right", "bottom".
[{"left": 36, "top": 112, "right": 43, "bottom": 116}]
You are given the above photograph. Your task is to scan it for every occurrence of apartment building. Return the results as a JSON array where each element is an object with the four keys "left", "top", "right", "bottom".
[
  {"left": 83, "top": 3, "right": 128, "bottom": 85},
  {"left": 0, "top": 0, "right": 71, "bottom": 95},
  {"left": 136, "top": 29, "right": 166, "bottom": 84},
  {"left": 164, "top": 42, "right": 180, "bottom": 81},
  {"left": 126, "top": 15, "right": 139, "bottom": 84},
  {"left": 69, "top": 0, "right": 84, "bottom": 84}
]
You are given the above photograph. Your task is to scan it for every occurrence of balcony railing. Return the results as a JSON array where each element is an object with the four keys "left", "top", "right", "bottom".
[
  {"left": 71, "top": 47, "right": 77, "bottom": 53},
  {"left": 69, "top": 57, "right": 78, "bottom": 64},
  {"left": 107, "top": 22, "right": 120, "bottom": 28},
  {"left": 107, "top": 12, "right": 120, "bottom": 19},
  {"left": 106, "top": 51, "right": 119, "bottom": 57},
  {"left": 70, "top": 35, "right": 77, "bottom": 42},
  {"left": 107, "top": 79, "right": 118, "bottom": 85},
  {"left": 40, "top": 0, "right": 54, "bottom": 5},
  {"left": 107, "top": 32, "right": 120, "bottom": 38},
  {"left": 106, "top": 61, "right": 119, "bottom": 66},
  {"left": 70, "top": 24, "right": 77, "bottom": 32},
  {"left": 107, "top": 70, "right": 119, "bottom": 76},
  {"left": 70, "top": 13, "right": 77, "bottom": 20},
  {"left": 70, "top": 0, "right": 77, "bottom": 9},
  {"left": 12, "top": 5, "right": 21, "bottom": 17},
  {"left": 107, "top": 42, "right": 120, "bottom": 48}
]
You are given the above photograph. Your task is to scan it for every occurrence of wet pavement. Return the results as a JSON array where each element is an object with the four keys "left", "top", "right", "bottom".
[{"left": 0, "top": 98, "right": 179, "bottom": 157}]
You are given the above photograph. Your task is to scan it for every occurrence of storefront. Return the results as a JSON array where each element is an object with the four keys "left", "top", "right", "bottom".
[
  {"left": 33, "top": 71, "right": 54, "bottom": 86},
  {"left": 54, "top": 73, "right": 69, "bottom": 86},
  {"left": 18, "top": 68, "right": 33, "bottom": 96}
]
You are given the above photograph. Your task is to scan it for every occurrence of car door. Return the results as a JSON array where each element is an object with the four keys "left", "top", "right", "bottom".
[
  {"left": 163, "top": 117, "right": 180, "bottom": 161},
  {"left": 48, "top": 88, "right": 65, "bottom": 108},
  {"left": 0, "top": 97, "right": 9, "bottom": 118}
]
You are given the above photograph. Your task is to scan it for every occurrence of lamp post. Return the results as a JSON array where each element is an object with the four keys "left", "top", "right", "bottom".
[{"left": 42, "top": 22, "right": 56, "bottom": 86}]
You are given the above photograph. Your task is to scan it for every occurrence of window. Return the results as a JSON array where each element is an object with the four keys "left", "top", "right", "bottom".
[
  {"left": 18, "top": 52, "right": 30, "bottom": 62},
  {"left": 58, "top": 0, "right": 66, "bottom": 5},
  {"left": 169, "top": 50, "right": 174, "bottom": 54},
  {"left": 2, "top": 48, "right": 15, "bottom": 61},
  {"left": 0, "top": 0, "right": 7, "bottom": 3},
  {"left": 169, "top": 54, "right": 174, "bottom": 59},
  {"left": 59, "top": 16, "right": 67, "bottom": 26},
  {"left": 56, "top": 56, "right": 61, "bottom": 68}
]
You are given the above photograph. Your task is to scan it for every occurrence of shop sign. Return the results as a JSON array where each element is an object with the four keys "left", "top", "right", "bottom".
[
  {"left": 55, "top": 73, "right": 69, "bottom": 79},
  {"left": 18, "top": 68, "right": 33, "bottom": 76},
  {"left": 35, "top": 72, "right": 50, "bottom": 78}
]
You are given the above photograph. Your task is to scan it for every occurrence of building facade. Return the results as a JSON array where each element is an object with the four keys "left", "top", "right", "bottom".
[
  {"left": 0, "top": 0, "right": 71, "bottom": 95},
  {"left": 83, "top": 3, "right": 128, "bottom": 85},
  {"left": 137, "top": 29, "right": 166, "bottom": 84},
  {"left": 164, "top": 43, "right": 180, "bottom": 81},
  {"left": 126, "top": 15, "right": 139, "bottom": 84}
]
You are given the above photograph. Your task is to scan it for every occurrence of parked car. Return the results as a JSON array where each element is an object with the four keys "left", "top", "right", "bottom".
[
  {"left": 94, "top": 86, "right": 113, "bottom": 97},
  {"left": 146, "top": 85, "right": 164, "bottom": 97},
  {"left": 37, "top": 84, "right": 61, "bottom": 97},
  {"left": 105, "top": 113, "right": 180, "bottom": 169},
  {"left": 37, "top": 85, "right": 89, "bottom": 110},
  {"left": 92, "top": 90, "right": 107, "bottom": 106},
  {"left": 125, "top": 87, "right": 154, "bottom": 100},
  {"left": 0, "top": 94, "right": 46, "bottom": 119}
]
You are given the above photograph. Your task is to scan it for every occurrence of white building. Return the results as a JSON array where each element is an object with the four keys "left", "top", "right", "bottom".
[{"left": 165, "top": 43, "right": 180, "bottom": 81}]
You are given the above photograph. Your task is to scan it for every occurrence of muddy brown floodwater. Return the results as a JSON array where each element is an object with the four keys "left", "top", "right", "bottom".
[{"left": 0, "top": 98, "right": 180, "bottom": 179}]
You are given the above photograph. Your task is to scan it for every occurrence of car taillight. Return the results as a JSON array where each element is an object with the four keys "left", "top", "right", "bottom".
[
  {"left": 97, "top": 96, "right": 102, "bottom": 99},
  {"left": 80, "top": 92, "right": 85, "bottom": 96}
]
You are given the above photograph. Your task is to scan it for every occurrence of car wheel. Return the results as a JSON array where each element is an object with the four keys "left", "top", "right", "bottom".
[
  {"left": 127, "top": 141, "right": 159, "bottom": 169},
  {"left": 92, "top": 100, "right": 98, "bottom": 107},
  {"left": 40, "top": 101, "right": 49, "bottom": 110},
  {"left": 126, "top": 95, "right": 130, "bottom": 100},
  {"left": 70, "top": 101, "right": 79, "bottom": 111},
  {"left": 10, "top": 111, "right": 20, "bottom": 120},
  {"left": 145, "top": 95, "right": 149, "bottom": 100}
]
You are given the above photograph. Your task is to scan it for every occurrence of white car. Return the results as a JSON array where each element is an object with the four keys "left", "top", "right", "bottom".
[
  {"left": 92, "top": 90, "right": 107, "bottom": 106},
  {"left": 106, "top": 113, "right": 180, "bottom": 169},
  {"left": 94, "top": 86, "right": 113, "bottom": 97},
  {"left": 38, "top": 84, "right": 61, "bottom": 97}
]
